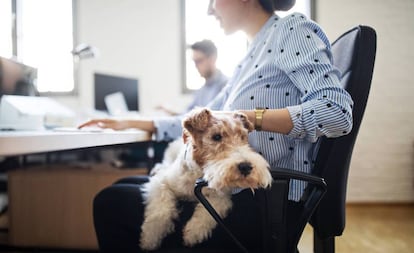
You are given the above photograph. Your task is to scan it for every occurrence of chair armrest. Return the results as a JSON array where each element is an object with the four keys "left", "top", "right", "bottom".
[
  {"left": 270, "top": 167, "right": 327, "bottom": 192},
  {"left": 270, "top": 167, "right": 327, "bottom": 253}
]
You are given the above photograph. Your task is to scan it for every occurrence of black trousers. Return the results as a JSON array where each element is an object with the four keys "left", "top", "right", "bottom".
[{"left": 93, "top": 176, "right": 301, "bottom": 253}]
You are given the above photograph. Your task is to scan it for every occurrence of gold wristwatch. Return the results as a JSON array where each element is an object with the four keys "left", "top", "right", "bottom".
[{"left": 254, "top": 107, "right": 266, "bottom": 131}]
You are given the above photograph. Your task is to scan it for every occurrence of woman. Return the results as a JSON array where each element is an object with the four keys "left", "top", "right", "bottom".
[{"left": 80, "top": 0, "right": 353, "bottom": 252}]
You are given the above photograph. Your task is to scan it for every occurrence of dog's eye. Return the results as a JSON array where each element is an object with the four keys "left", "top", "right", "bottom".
[{"left": 212, "top": 134, "right": 222, "bottom": 142}]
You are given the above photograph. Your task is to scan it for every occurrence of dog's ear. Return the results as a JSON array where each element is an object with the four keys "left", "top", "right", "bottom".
[
  {"left": 234, "top": 112, "right": 254, "bottom": 132},
  {"left": 183, "top": 108, "right": 212, "bottom": 133},
  {"left": 182, "top": 129, "right": 190, "bottom": 144}
]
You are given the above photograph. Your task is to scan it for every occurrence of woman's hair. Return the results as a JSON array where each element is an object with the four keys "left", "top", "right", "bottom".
[{"left": 258, "top": 0, "right": 296, "bottom": 13}]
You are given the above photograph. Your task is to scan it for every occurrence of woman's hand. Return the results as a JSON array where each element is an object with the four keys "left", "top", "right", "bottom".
[
  {"left": 78, "top": 119, "right": 129, "bottom": 131},
  {"left": 78, "top": 118, "right": 156, "bottom": 133}
]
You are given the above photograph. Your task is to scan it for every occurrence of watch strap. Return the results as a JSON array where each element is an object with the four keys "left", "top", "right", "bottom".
[{"left": 254, "top": 108, "right": 266, "bottom": 131}]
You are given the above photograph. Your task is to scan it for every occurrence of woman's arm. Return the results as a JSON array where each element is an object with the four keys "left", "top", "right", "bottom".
[
  {"left": 240, "top": 109, "right": 293, "bottom": 135},
  {"left": 269, "top": 14, "right": 353, "bottom": 141},
  {"left": 78, "top": 114, "right": 185, "bottom": 142}
]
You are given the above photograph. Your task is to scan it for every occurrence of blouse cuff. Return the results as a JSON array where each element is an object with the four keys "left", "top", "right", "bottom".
[{"left": 287, "top": 105, "right": 305, "bottom": 139}]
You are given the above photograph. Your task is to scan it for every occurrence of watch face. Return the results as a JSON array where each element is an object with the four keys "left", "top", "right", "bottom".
[{"left": 255, "top": 108, "right": 265, "bottom": 131}]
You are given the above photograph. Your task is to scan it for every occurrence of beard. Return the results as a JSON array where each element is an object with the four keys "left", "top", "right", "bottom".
[{"left": 202, "top": 69, "right": 214, "bottom": 79}]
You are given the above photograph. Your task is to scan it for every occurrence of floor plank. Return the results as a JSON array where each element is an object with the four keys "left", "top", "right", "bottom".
[{"left": 298, "top": 204, "right": 414, "bottom": 253}]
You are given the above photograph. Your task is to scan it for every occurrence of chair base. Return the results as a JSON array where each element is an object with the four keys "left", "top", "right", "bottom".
[{"left": 313, "top": 230, "right": 335, "bottom": 253}]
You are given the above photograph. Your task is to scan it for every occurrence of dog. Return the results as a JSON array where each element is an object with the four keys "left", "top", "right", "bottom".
[{"left": 139, "top": 108, "right": 272, "bottom": 250}]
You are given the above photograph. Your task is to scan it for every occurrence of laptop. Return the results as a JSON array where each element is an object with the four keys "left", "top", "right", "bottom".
[{"left": 104, "top": 92, "right": 129, "bottom": 116}]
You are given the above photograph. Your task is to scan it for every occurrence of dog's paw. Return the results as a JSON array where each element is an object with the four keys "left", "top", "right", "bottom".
[
  {"left": 182, "top": 222, "right": 212, "bottom": 247},
  {"left": 139, "top": 231, "right": 162, "bottom": 251}
]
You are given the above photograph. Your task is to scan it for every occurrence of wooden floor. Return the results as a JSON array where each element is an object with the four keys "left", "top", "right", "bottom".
[
  {"left": 298, "top": 204, "right": 414, "bottom": 253},
  {"left": 0, "top": 204, "right": 412, "bottom": 252}
]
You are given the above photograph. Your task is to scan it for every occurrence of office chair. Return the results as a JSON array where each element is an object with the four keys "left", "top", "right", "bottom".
[{"left": 194, "top": 25, "right": 377, "bottom": 253}]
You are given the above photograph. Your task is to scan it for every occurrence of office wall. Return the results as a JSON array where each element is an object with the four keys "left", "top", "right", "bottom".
[
  {"left": 317, "top": 0, "right": 414, "bottom": 202},
  {"left": 71, "top": 0, "right": 191, "bottom": 115}
]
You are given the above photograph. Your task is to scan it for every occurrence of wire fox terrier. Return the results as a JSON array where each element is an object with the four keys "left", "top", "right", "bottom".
[{"left": 139, "top": 108, "right": 272, "bottom": 250}]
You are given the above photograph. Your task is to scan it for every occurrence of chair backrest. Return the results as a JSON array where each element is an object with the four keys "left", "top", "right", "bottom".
[{"left": 310, "top": 25, "right": 377, "bottom": 238}]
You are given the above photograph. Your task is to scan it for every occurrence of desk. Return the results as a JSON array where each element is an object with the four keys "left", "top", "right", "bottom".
[
  {"left": 0, "top": 129, "right": 152, "bottom": 249},
  {"left": 0, "top": 129, "right": 152, "bottom": 157}
]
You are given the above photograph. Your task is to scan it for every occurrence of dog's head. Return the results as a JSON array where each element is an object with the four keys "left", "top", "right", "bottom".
[{"left": 183, "top": 108, "right": 272, "bottom": 192}]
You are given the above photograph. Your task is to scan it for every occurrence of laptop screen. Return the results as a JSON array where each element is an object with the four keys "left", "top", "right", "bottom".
[
  {"left": 94, "top": 72, "right": 139, "bottom": 112},
  {"left": 104, "top": 92, "right": 129, "bottom": 116}
]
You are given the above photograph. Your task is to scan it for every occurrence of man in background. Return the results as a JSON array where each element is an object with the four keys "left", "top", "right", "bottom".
[{"left": 157, "top": 39, "right": 228, "bottom": 115}]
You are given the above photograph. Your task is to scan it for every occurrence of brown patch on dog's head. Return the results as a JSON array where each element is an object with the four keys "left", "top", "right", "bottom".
[
  {"left": 183, "top": 108, "right": 212, "bottom": 134},
  {"left": 182, "top": 129, "right": 190, "bottom": 144},
  {"left": 233, "top": 112, "right": 254, "bottom": 132},
  {"left": 182, "top": 108, "right": 213, "bottom": 167},
  {"left": 182, "top": 108, "right": 255, "bottom": 169}
]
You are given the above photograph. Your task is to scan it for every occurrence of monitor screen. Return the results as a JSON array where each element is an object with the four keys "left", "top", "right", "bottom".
[
  {"left": 0, "top": 57, "right": 38, "bottom": 97},
  {"left": 94, "top": 72, "right": 139, "bottom": 112}
]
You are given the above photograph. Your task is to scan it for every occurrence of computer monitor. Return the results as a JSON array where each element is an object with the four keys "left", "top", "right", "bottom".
[
  {"left": 0, "top": 56, "right": 38, "bottom": 97},
  {"left": 94, "top": 72, "right": 139, "bottom": 112}
]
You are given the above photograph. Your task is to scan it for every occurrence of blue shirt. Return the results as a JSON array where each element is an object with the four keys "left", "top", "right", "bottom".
[
  {"left": 154, "top": 13, "right": 353, "bottom": 200},
  {"left": 186, "top": 70, "right": 228, "bottom": 112}
]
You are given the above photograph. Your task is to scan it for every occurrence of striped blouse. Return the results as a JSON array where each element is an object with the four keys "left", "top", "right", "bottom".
[{"left": 154, "top": 13, "right": 353, "bottom": 200}]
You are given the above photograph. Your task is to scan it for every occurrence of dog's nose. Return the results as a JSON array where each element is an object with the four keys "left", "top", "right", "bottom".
[{"left": 238, "top": 162, "right": 252, "bottom": 176}]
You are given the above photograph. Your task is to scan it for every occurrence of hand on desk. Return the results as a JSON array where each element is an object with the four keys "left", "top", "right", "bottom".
[
  {"left": 78, "top": 119, "right": 128, "bottom": 131},
  {"left": 53, "top": 126, "right": 105, "bottom": 132},
  {"left": 78, "top": 118, "right": 156, "bottom": 133}
]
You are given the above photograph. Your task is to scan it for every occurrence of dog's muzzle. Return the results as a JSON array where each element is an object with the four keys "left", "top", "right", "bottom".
[{"left": 237, "top": 162, "right": 253, "bottom": 176}]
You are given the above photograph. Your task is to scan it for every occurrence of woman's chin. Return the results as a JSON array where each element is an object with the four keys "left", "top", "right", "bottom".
[{"left": 221, "top": 26, "right": 237, "bottom": 36}]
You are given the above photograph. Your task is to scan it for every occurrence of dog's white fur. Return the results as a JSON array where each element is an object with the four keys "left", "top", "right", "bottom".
[{"left": 139, "top": 108, "right": 272, "bottom": 250}]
